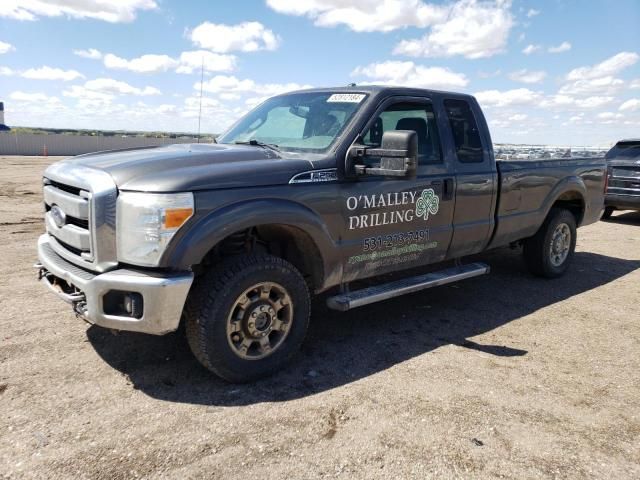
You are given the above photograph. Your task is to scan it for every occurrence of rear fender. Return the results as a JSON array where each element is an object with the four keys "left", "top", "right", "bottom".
[{"left": 541, "top": 175, "right": 587, "bottom": 225}]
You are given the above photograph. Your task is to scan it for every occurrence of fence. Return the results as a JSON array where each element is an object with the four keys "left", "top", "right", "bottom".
[{"left": 0, "top": 132, "right": 214, "bottom": 156}]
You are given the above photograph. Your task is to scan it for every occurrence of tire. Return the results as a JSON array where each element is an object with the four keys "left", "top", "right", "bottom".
[
  {"left": 601, "top": 206, "right": 614, "bottom": 220},
  {"left": 523, "top": 208, "right": 577, "bottom": 278},
  {"left": 184, "top": 254, "right": 310, "bottom": 383}
]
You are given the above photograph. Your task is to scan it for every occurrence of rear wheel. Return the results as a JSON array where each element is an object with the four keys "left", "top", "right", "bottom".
[
  {"left": 184, "top": 254, "right": 310, "bottom": 383},
  {"left": 601, "top": 206, "right": 614, "bottom": 219},
  {"left": 523, "top": 208, "right": 577, "bottom": 278}
]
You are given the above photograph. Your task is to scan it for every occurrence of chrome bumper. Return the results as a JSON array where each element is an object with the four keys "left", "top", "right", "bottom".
[{"left": 36, "top": 234, "right": 193, "bottom": 335}]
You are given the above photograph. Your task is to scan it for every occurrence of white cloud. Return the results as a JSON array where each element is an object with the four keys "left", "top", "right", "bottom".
[
  {"left": 566, "top": 52, "right": 639, "bottom": 81},
  {"left": 197, "top": 75, "right": 311, "bottom": 96},
  {"left": 630, "top": 79, "right": 640, "bottom": 89},
  {"left": 0, "top": 66, "right": 15, "bottom": 76},
  {"left": 597, "top": 112, "right": 622, "bottom": 120},
  {"left": 189, "top": 21, "right": 280, "bottom": 53},
  {"left": 219, "top": 92, "right": 242, "bottom": 101},
  {"left": 9, "top": 91, "right": 54, "bottom": 103},
  {"left": 184, "top": 96, "right": 222, "bottom": 110},
  {"left": 548, "top": 41, "right": 571, "bottom": 53},
  {"left": 352, "top": 61, "right": 469, "bottom": 89},
  {"left": 474, "top": 88, "right": 542, "bottom": 107},
  {"left": 393, "top": 0, "right": 514, "bottom": 59},
  {"left": 526, "top": 9, "right": 540, "bottom": 18},
  {"left": 73, "top": 48, "right": 102, "bottom": 59},
  {"left": 539, "top": 94, "right": 576, "bottom": 109},
  {"left": 619, "top": 99, "right": 640, "bottom": 112},
  {"left": 21, "top": 66, "right": 85, "bottom": 81},
  {"left": 568, "top": 114, "right": 585, "bottom": 124},
  {"left": 104, "top": 53, "right": 178, "bottom": 73},
  {"left": 266, "top": 0, "right": 449, "bottom": 33},
  {"left": 522, "top": 44, "right": 541, "bottom": 55},
  {"left": 0, "top": 0, "right": 157, "bottom": 22},
  {"left": 80, "top": 78, "right": 161, "bottom": 96},
  {"left": 539, "top": 94, "right": 614, "bottom": 110},
  {"left": 245, "top": 96, "right": 269, "bottom": 108},
  {"left": 176, "top": 51, "right": 236, "bottom": 74},
  {"left": 559, "top": 76, "right": 625, "bottom": 96},
  {"left": 508, "top": 113, "right": 528, "bottom": 121},
  {"left": 0, "top": 40, "right": 14, "bottom": 54},
  {"left": 574, "top": 96, "right": 614, "bottom": 109},
  {"left": 508, "top": 69, "right": 546, "bottom": 84},
  {"left": 63, "top": 85, "right": 114, "bottom": 105},
  {"left": 101, "top": 51, "right": 237, "bottom": 74}
]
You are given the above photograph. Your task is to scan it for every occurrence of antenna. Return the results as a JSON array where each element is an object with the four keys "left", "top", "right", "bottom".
[{"left": 197, "top": 56, "right": 204, "bottom": 143}]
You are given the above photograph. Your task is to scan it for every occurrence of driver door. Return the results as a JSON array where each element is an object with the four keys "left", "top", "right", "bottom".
[{"left": 339, "top": 97, "right": 455, "bottom": 282}]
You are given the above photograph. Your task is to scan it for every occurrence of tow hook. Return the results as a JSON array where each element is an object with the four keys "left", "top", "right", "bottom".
[{"left": 35, "top": 263, "right": 86, "bottom": 304}]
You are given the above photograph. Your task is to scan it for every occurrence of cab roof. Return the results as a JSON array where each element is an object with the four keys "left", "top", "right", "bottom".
[{"left": 281, "top": 85, "right": 477, "bottom": 102}]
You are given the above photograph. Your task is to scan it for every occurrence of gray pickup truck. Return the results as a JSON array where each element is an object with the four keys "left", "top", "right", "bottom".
[
  {"left": 36, "top": 86, "right": 606, "bottom": 382},
  {"left": 602, "top": 139, "right": 640, "bottom": 218}
]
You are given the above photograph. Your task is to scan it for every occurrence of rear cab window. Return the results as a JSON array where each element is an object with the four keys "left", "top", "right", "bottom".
[{"left": 443, "top": 99, "right": 484, "bottom": 163}]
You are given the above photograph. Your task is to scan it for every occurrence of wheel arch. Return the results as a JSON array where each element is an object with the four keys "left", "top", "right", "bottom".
[
  {"left": 161, "top": 199, "right": 342, "bottom": 292},
  {"left": 543, "top": 176, "right": 587, "bottom": 226}
]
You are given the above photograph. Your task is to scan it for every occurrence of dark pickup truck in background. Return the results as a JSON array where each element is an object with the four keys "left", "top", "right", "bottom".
[
  {"left": 602, "top": 139, "right": 640, "bottom": 219},
  {"left": 36, "top": 86, "right": 606, "bottom": 382}
]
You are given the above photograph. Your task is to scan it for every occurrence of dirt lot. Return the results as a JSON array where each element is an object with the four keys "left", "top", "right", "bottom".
[{"left": 1, "top": 155, "right": 639, "bottom": 479}]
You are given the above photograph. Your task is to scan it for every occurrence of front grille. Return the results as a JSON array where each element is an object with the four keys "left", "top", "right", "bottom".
[
  {"left": 66, "top": 216, "right": 89, "bottom": 229},
  {"left": 609, "top": 166, "right": 640, "bottom": 196},
  {"left": 42, "top": 162, "right": 118, "bottom": 272},
  {"left": 43, "top": 180, "right": 92, "bottom": 258},
  {"left": 48, "top": 179, "right": 82, "bottom": 196},
  {"left": 55, "top": 237, "right": 86, "bottom": 256}
]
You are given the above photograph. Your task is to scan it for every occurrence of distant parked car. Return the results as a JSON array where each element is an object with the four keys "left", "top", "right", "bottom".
[{"left": 603, "top": 139, "right": 640, "bottom": 219}]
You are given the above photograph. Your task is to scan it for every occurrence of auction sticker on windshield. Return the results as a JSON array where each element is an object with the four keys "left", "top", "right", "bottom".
[{"left": 327, "top": 93, "right": 366, "bottom": 103}]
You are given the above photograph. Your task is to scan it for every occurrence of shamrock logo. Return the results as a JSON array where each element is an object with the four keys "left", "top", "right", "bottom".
[{"left": 415, "top": 188, "right": 439, "bottom": 220}]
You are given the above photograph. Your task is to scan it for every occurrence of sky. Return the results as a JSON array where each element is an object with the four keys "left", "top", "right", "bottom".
[{"left": 0, "top": 0, "right": 639, "bottom": 146}]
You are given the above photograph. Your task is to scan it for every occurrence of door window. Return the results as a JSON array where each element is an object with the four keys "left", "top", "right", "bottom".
[
  {"left": 443, "top": 99, "right": 484, "bottom": 163},
  {"left": 363, "top": 102, "right": 442, "bottom": 165}
]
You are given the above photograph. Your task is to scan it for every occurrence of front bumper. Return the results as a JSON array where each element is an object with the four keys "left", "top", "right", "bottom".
[
  {"left": 36, "top": 234, "right": 193, "bottom": 335},
  {"left": 605, "top": 193, "right": 640, "bottom": 211}
]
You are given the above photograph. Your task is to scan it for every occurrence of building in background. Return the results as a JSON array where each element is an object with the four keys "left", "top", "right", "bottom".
[{"left": 0, "top": 102, "right": 9, "bottom": 131}]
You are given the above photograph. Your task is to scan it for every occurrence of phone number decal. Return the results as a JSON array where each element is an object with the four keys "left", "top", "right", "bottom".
[{"left": 362, "top": 229, "right": 430, "bottom": 252}]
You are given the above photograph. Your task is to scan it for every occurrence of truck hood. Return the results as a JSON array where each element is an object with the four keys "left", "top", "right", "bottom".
[{"left": 58, "top": 143, "right": 317, "bottom": 192}]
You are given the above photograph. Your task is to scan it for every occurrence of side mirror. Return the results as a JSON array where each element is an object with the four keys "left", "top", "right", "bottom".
[{"left": 347, "top": 130, "right": 418, "bottom": 179}]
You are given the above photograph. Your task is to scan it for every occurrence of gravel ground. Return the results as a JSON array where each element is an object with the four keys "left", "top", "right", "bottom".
[{"left": 1, "top": 155, "right": 639, "bottom": 480}]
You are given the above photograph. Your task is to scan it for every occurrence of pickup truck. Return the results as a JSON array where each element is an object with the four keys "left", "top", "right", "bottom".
[
  {"left": 36, "top": 86, "right": 606, "bottom": 382},
  {"left": 602, "top": 139, "right": 640, "bottom": 219}
]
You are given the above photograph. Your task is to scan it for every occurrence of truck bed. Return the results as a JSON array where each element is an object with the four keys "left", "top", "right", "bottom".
[{"left": 489, "top": 156, "right": 606, "bottom": 248}]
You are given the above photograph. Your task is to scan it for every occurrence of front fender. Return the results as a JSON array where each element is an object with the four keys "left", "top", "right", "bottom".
[{"left": 160, "top": 198, "right": 342, "bottom": 288}]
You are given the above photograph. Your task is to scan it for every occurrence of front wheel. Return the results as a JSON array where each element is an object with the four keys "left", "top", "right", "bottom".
[
  {"left": 184, "top": 254, "right": 310, "bottom": 383},
  {"left": 523, "top": 208, "right": 577, "bottom": 278}
]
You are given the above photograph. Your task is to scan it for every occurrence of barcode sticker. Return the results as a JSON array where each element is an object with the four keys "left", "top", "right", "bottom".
[{"left": 327, "top": 93, "right": 366, "bottom": 103}]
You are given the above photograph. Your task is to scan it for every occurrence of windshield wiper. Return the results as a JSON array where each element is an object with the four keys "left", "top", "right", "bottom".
[{"left": 234, "top": 139, "right": 280, "bottom": 153}]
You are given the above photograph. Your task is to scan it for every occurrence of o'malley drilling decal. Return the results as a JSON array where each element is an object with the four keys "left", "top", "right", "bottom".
[
  {"left": 346, "top": 188, "right": 440, "bottom": 230},
  {"left": 415, "top": 188, "right": 439, "bottom": 220}
]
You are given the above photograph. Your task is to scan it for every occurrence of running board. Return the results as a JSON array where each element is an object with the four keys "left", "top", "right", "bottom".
[{"left": 326, "top": 262, "right": 490, "bottom": 312}]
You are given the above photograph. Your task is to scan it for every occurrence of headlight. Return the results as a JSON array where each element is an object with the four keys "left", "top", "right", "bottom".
[{"left": 116, "top": 192, "right": 194, "bottom": 266}]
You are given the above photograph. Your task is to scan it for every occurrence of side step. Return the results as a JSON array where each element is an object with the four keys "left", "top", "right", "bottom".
[{"left": 326, "top": 262, "right": 489, "bottom": 312}]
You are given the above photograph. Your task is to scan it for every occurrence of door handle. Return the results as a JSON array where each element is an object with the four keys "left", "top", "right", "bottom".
[{"left": 443, "top": 178, "right": 454, "bottom": 201}]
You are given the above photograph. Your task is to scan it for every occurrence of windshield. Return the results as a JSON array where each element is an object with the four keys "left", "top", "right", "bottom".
[{"left": 217, "top": 92, "right": 368, "bottom": 152}]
